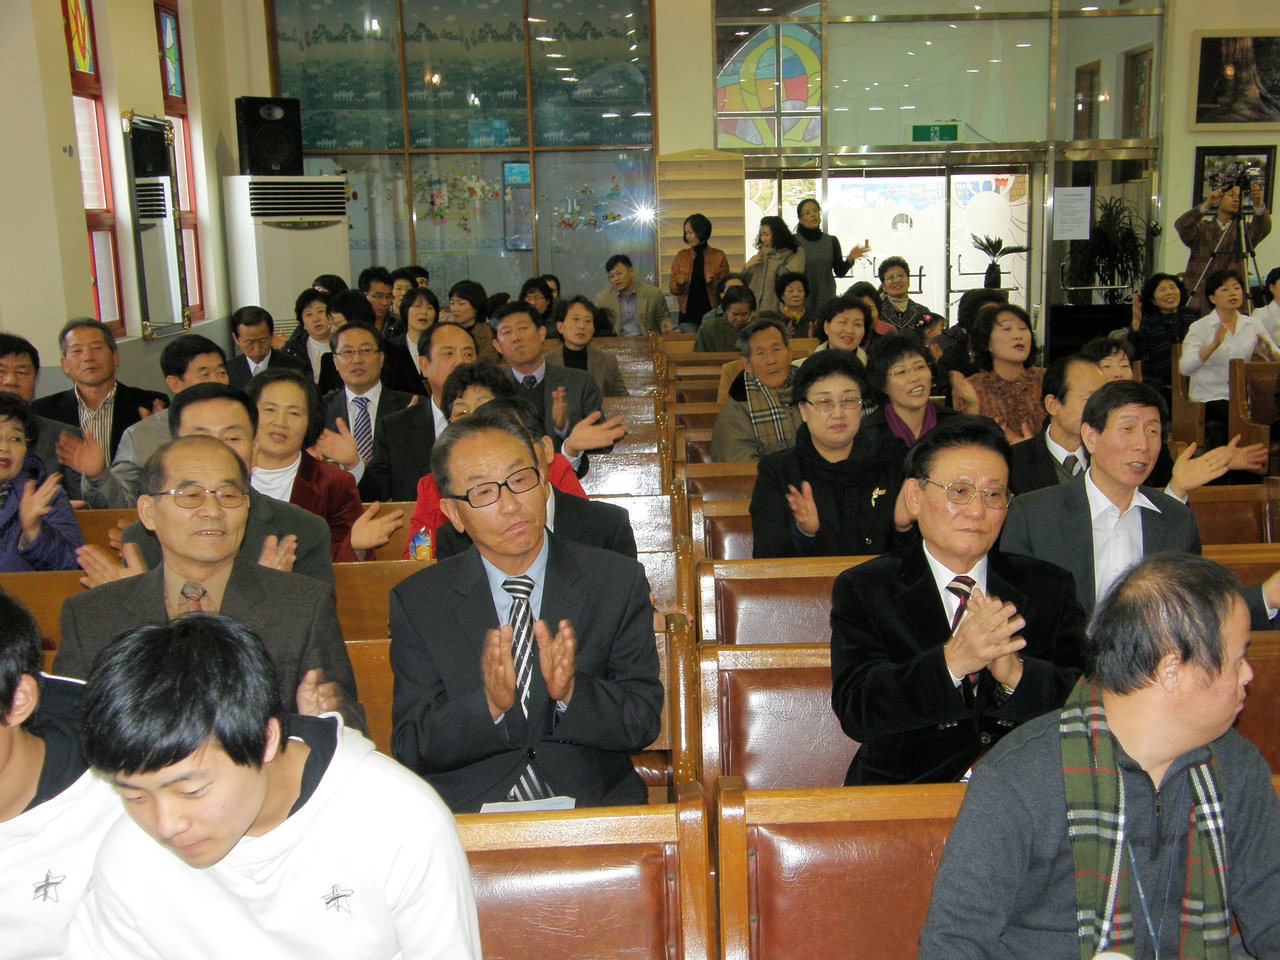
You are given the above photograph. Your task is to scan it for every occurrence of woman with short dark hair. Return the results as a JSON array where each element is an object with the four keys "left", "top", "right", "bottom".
[
  {"left": 750, "top": 349, "right": 905, "bottom": 558},
  {"left": 1128, "top": 273, "right": 1196, "bottom": 402},
  {"left": 0, "top": 393, "right": 83, "bottom": 571},
  {"left": 953, "top": 303, "right": 1045, "bottom": 443}
]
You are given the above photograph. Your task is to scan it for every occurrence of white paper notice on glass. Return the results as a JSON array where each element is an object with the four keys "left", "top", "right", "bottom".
[{"left": 1053, "top": 187, "right": 1092, "bottom": 241}]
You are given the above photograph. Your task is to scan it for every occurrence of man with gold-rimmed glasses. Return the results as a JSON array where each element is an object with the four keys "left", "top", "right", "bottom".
[
  {"left": 388, "top": 403, "right": 662, "bottom": 812},
  {"left": 53, "top": 434, "right": 366, "bottom": 733},
  {"left": 830, "top": 415, "right": 1086, "bottom": 786}
]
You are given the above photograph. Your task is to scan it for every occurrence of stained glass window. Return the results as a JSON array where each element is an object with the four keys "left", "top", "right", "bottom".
[
  {"left": 716, "top": 23, "right": 821, "bottom": 148},
  {"left": 159, "top": 10, "right": 183, "bottom": 98},
  {"left": 65, "top": 0, "right": 96, "bottom": 75}
]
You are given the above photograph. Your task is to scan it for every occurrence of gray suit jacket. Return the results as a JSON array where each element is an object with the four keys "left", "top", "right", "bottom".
[
  {"left": 545, "top": 345, "right": 628, "bottom": 398},
  {"left": 80, "top": 411, "right": 172, "bottom": 508},
  {"left": 999, "top": 474, "right": 1200, "bottom": 614},
  {"left": 389, "top": 533, "right": 662, "bottom": 812},
  {"left": 121, "top": 491, "right": 335, "bottom": 584},
  {"left": 53, "top": 559, "right": 366, "bottom": 733},
  {"left": 594, "top": 283, "right": 672, "bottom": 335}
]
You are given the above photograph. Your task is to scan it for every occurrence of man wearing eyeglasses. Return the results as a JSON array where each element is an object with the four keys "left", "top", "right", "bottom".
[
  {"left": 830, "top": 415, "right": 1086, "bottom": 786},
  {"left": 320, "top": 324, "right": 415, "bottom": 486},
  {"left": 388, "top": 404, "right": 662, "bottom": 812},
  {"left": 52, "top": 433, "right": 366, "bottom": 733}
]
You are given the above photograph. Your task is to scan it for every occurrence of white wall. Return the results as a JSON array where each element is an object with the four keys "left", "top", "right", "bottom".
[
  {"left": 1155, "top": 0, "right": 1278, "bottom": 283},
  {"left": 654, "top": 0, "right": 715, "bottom": 153}
]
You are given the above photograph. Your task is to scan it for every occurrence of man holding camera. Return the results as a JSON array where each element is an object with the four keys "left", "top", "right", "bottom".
[{"left": 1176, "top": 178, "right": 1270, "bottom": 313}]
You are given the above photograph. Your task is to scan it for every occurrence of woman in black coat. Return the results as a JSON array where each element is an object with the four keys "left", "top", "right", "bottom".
[{"left": 750, "top": 349, "right": 906, "bottom": 558}]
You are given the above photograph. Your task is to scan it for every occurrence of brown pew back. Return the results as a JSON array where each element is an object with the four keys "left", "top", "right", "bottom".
[
  {"left": 1238, "top": 632, "right": 1280, "bottom": 773},
  {"left": 1228, "top": 358, "right": 1279, "bottom": 471},
  {"left": 1188, "top": 480, "right": 1280, "bottom": 545},
  {"left": 690, "top": 497, "right": 753, "bottom": 561},
  {"left": 333, "top": 559, "right": 430, "bottom": 639},
  {"left": 592, "top": 494, "right": 676, "bottom": 553},
  {"left": 73, "top": 508, "right": 136, "bottom": 552},
  {"left": 0, "top": 570, "right": 89, "bottom": 649},
  {"left": 369, "top": 501, "right": 419, "bottom": 562},
  {"left": 718, "top": 780, "right": 966, "bottom": 960},
  {"left": 699, "top": 643, "right": 855, "bottom": 798},
  {"left": 1170, "top": 343, "right": 1205, "bottom": 445},
  {"left": 457, "top": 785, "right": 714, "bottom": 960},
  {"left": 580, "top": 452, "right": 664, "bottom": 495}
]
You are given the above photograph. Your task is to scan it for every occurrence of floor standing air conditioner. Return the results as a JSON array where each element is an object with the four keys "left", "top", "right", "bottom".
[{"left": 223, "top": 175, "right": 349, "bottom": 338}]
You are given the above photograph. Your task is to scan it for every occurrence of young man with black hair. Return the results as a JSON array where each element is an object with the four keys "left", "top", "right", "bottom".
[
  {"left": 0, "top": 592, "right": 121, "bottom": 959},
  {"left": 66, "top": 614, "right": 479, "bottom": 958},
  {"left": 1007, "top": 354, "right": 1106, "bottom": 495},
  {"left": 0, "top": 332, "right": 84, "bottom": 499},
  {"left": 56, "top": 333, "right": 228, "bottom": 508},
  {"left": 595, "top": 253, "right": 674, "bottom": 335},
  {"left": 357, "top": 265, "right": 396, "bottom": 332}
]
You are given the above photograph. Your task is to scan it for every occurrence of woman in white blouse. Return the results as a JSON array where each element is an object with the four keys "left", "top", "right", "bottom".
[{"left": 1179, "top": 268, "right": 1280, "bottom": 443}]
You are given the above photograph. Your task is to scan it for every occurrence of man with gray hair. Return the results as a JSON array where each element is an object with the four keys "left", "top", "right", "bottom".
[
  {"left": 710, "top": 315, "right": 801, "bottom": 462},
  {"left": 920, "top": 553, "right": 1280, "bottom": 958},
  {"left": 389, "top": 403, "right": 661, "bottom": 811}
]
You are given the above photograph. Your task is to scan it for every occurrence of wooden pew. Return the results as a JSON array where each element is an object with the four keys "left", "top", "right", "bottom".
[
  {"left": 458, "top": 782, "right": 714, "bottom": 960},
  {"left": 368, "top": 501, "right": 419, "bottom": 562},
  {"left": 590, "top": 494, "right": 675, "bottom": 553},
  {"left": 674, "top": 427, "right": 715, "bottom": 464},
  {"left": 1188, "top": 480, "right": 1280, "bottom": 545},
  {"left": 609, "top": 419, "right": 661, "bottom": 454},
  {"left": 1228, "top": 358, "right": 1280, "bottom": 474},
  {"left": 1170, "top": 343, "right": 1204, "bottom": 446},
  {"left": 696, "top": 556, "right": 872, "bottom": 645},
  {"left": 1203, "top": 542, "right": 1280, "bottom": 586},
  {"left": 673, "top": 461, "right": 759, "bottom": 503},
  {"left": 333, "top": 559, "right": 430, "bottom": 639},
  {"left": 1238, "top": 632, "right": 1280, "bottom": 773},
  {"left": 699, "top": 643, "right": 855, "bottom": 798},
  {"left": 345, "top": 612, "right": 699, "bottom": 798},
  {"left": 580, "top": 451, "right": 664, "bottom": 496},
  {"left": 603, "top": 395, "right": 658, "bottom": 422},
  {"left": 0, "top": 570, "right": 89, "bottom": 649},
  {"left": 690, "top": 497, "right": 753, "bottom": 562},
  {"left": 73, "top": 507, "right": 136, "bottom": 552},
  {"left": 718, "top": 780, "right": 966, "bottom": 960},
  {"left": 673, "top": 380, "right": 721, "bottom": 404}
]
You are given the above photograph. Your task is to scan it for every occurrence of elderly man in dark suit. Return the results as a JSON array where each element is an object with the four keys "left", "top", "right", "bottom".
[
  {"left": 54, "top": 434, "right": 365, "bottom": 733},
  {"left": 226, "top": 305, "right": 306, "bottom": 389},
  {"left": 32, "top": 319, "right": 167, "bottom": 461},
  {"left": 831, "top": 415, "right": 1086, "bottom": 786},
  {"left": 389, "top": 403, "right": 661, "bottom": 812}
]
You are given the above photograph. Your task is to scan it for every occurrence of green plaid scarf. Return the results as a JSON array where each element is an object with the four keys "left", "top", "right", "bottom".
[
  {"left": 742, "top": 367, "right": 795, "bottom": 455},
  {"left": 1060, "top": 680, "right": 1230, "bottom": 960}
]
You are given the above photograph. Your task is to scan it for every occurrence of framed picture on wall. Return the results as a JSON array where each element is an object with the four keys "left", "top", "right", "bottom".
[
  {"left": 1190, "top": 31, "right": 1280, "bottom": 130},
  {"left": 1192, "top": 146, "right": 1276, "bottom": 215}
]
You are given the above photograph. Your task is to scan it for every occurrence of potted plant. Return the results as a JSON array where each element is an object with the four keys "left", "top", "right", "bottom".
[
  {"left": 970, "top": 234, "right": 1030, "bottom": 289},
  {"left": 1064, "top": 196, "right": 1149, "bottom": 305}
]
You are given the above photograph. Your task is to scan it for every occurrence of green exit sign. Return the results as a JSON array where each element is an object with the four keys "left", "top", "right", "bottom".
[{"left": 911, "top": 123, "right": 959, "bottom": 143}]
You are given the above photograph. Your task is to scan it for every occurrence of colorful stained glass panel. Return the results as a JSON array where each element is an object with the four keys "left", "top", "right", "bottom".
[
  {"left": 160, "top": 11, "right": 183, "bottom": 98},
  {"left": 66, "top": 0, "right": 95, "bottom": 74}
]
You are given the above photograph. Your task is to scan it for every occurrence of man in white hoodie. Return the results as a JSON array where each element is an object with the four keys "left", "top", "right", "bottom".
[
  {"left": 0, "top": 592, "right": 121, "bottom": 960},
  {"left": 67, "top": 614, "right": 481, "bottom": 960}
]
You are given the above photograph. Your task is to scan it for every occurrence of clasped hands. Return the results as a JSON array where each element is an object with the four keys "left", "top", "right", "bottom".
[
  {"left": 483, "top": 618, "right": 577, "bottom": 721},
  {"left": 943, "top": 588, "right": 1026, "bottom": 692}
]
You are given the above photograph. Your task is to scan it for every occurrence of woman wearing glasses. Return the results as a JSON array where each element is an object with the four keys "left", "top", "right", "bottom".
[
  {"left": 0, "top": 393, "right": 83, "bottom": 571},
  {"left": 750, "top": 350, "right": 907, "bottom": 558}
]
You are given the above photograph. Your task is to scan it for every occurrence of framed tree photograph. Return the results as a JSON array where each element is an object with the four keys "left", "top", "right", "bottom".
[
  {"left": 1192, "top": 145, "right": 1276, "bottom": 215},
  {"left": 1190, "top": 31, "right": 1280, "bottom": 130}
]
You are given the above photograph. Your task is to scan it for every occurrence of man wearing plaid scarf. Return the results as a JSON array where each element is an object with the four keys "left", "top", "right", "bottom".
[{"left": 920, "top": 553, "right": 1280, "bottom": 959}]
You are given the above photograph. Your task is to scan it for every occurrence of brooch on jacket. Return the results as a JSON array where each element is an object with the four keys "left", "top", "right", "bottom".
[{"left": 870, "top": 487, "right": 886, "bottom": 507}]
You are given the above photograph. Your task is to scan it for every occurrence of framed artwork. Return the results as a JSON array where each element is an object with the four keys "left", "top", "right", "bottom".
[
  {"left": 1190, "top": 31, "right": 1280, "bottom": 130},
  {"left": 1192, "top": 145, "right": 1276, "bottom": 215},
  {"left": 1122, "top": 44, "right": 1153, "bottom": 138}
]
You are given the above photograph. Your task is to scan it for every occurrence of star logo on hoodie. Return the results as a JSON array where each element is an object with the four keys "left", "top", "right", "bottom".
[
  {"left": 323, "top": 884, "right": 354, "bottom": 913},
  {"left": 33, "top": 870, "right": 65, "bottom": 903}
]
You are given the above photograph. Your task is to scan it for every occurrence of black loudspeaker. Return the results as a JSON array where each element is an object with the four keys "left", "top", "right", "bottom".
[{"left": 235, "top": 96, "right": 303, "bottom": 176}]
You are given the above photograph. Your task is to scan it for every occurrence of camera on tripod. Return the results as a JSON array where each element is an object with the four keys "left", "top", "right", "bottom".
[{"left": 1219, "top": 162, "right": 1260, "bottom": 195}]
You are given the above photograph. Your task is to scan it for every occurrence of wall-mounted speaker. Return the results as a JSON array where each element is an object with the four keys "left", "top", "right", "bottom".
[{"left": 235, "top": 96, "right": 303, "bottom": 176}]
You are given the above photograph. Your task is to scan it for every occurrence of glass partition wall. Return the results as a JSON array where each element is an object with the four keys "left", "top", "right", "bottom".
[
  {"left": 720, "top": 1, "right": 1162, "bottom": 345},
  {"left": 271, "top": 0, "right": 657, "bottom": 300}
]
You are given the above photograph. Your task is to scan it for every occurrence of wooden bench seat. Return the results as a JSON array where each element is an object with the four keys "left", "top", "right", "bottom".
[
  {"left": 1188, "top": 479, "right": 1280, "bottom": 545},
  {"left": 699, "top": 643, "right": 855, "bottom": 798},
  {"left": 580, "top": 451, "right": 664, "bottom": 495},
  {"left": 72, "top": 507, "right": 137, "bottom": 552},
  {"left": 717, "top": 780, "right": 966, "bottom": 960},
  {"left": 0, "top": 570, "right": 89, "bottom": 649},
  {"left": 690, "top": 497, "right": 753, "bottom": 561},
  {"left": 458, "top": 782, "right": 713, "bottom": 960},
  {"left": 590, "top": 494, "right": 675, "bottom": 553},
  {"left": 1228, "top": 358, "right": 1279, "bottom": 473}
]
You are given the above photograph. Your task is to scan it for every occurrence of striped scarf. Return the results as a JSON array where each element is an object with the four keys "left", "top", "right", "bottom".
[
  {"left": 1060, "top": 680, "right": 1230, "bottom": 960},
  {"left": 742, "top": 367, "right": 795, "bottom": 455}
]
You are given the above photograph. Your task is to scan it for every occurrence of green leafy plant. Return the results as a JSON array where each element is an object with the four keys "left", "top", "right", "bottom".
[
  {"left": 1064, "top": 196, "right": 1149, "bottom": 305},
  {"left": 971, "top": 234, "right": 1030, "bottom": 289}
]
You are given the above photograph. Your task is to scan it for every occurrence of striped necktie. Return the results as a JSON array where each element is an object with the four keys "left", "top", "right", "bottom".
[
  {"left": 502, "top": 575, "right": 552, "bottom": 801},
  {"left": 947, "top": 575, "right": 979, "bottom": 703},
  {"left": 351, "top": 395, "right": 373, "bottom": 463}
]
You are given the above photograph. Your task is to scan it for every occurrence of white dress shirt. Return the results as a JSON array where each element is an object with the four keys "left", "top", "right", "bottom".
[
  {"left": 1179, "top": 310, "right": 1280, "bottom": 402},
  {"left": 1083, "top": 468, "right": 1159, "bottom": 608},
  {"left": 1044, "top": 429, "right": 1085, "bottom": 475},
  {"left": 922, "top": 544, "right": 990, "bottom": 688}
]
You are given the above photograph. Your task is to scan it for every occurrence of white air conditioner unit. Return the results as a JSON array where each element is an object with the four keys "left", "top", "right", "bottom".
[{"left": 223, "top": 175, "right": 350, "bottom": 338}]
